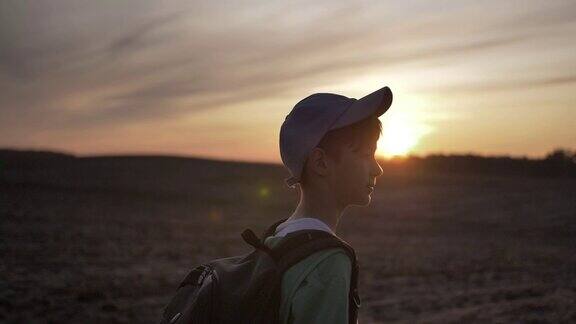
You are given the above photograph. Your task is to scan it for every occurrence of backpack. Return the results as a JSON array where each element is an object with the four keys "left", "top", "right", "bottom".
[{"left": 159, "top": 218, "right": 360, "bottom": 324}]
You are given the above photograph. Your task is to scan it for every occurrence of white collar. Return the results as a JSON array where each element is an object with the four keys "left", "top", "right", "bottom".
[{"left": 274, "top": 217, "right": 335, "bottom": 237}]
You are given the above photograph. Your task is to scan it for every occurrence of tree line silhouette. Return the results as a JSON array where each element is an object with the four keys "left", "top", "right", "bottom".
[
  {"left": 379, "top": 148, "right": 576, "bottom": 177},
  {"left": 0, "top": 148, "right": 575, "bottom": 178}
]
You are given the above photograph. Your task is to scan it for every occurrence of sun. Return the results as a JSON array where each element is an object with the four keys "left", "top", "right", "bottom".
[
  {"left": 378, "top": 120, "right": 419, "bottom": 157},
  {"left": 376, "top": 108, "right": 431, "bottom": 159}
]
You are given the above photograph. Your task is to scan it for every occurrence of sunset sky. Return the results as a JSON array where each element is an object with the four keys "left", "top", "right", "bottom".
[{"left": 1, "top": 0, "right": 575, "bottom": 163}]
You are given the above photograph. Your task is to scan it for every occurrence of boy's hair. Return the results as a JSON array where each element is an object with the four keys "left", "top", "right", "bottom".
[{"left": 300, "top": 116, "right": 382, "bottom": 186}]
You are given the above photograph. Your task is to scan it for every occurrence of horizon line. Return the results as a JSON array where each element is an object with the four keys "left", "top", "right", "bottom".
[{"left": 2, "top": 146, "right": 573, "bottom": 166}]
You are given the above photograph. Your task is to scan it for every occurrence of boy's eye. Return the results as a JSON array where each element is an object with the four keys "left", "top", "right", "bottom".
[{"left": 356, "top": 147, "right": 376, "bottom": 158}]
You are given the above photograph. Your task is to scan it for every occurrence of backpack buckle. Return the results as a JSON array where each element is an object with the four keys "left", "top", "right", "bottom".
[{"left": 169, "top": 312, "right": 182, "bottom": 324}]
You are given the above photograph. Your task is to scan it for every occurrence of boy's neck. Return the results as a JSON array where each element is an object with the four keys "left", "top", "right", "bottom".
[{"left": 288, "top": 187, "right": 344, "bottom": 233}]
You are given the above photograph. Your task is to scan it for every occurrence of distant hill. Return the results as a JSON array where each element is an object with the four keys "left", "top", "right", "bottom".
[
  {"left": 0, "top": 148, "right": 574, "bottom": 195},
  {"left": 0, "top": 149, "right": 287, "bottom": 199}
]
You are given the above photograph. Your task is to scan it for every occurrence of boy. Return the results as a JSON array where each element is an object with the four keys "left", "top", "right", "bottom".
[{"left": 263, "top": 86, "right": 393, "bottom": 323}]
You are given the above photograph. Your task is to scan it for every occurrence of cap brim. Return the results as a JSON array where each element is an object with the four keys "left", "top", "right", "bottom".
[{"left": 330, "top": 86, "right": 392, "bottom": 130}]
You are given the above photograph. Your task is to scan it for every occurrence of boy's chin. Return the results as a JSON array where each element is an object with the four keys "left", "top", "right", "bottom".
[{"left": 349, "top": 195, "right": 372, "bottom": 207}]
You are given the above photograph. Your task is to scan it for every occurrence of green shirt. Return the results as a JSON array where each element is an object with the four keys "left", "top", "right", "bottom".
[{"left": 264, "top": 235, "right": 352, "bottom": 324}]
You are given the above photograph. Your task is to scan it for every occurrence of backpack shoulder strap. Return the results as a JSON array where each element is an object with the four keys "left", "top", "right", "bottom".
[
  {"left": 260, "top": 218, "right": 288, "bottom": 239},
  {"left": 269, "top": 230, "right": 360, "bottom": 324},
  {"left": 269, "top": 231, "right": 345, "bottom": 261},
  {"left": 239, "top": 218, "right": 288, "bottom": 254}
]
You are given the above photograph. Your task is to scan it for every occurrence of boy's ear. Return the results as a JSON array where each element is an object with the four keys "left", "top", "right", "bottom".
[{"left": 306, "top": 147, "right": 331, "bottom": 178}]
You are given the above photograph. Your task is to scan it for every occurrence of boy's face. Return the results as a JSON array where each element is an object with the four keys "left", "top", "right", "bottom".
[{"left": 330, "top": 141, "right": 383, "bottom": 208}]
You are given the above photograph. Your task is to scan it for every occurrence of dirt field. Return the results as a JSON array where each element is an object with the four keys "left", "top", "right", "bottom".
[{"left": 1, "top": 157, "right": 575, "bottom": 323}]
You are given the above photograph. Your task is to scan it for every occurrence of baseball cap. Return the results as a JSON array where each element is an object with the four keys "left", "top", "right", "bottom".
[{"left": 279, "top": 86, "right": 393, "bottom": 188}]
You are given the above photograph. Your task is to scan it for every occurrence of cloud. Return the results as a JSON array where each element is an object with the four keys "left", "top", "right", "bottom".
[
  {"left": 104, "top": 11, "right": 185, "bottom": 58},
  {"left": 417, "top": 74, "right": 576, "bottom": 95}
]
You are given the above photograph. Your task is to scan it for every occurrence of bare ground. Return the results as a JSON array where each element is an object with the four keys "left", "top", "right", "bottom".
[{"left": 1, "top": 168, "right": 575, "bottom": 323}]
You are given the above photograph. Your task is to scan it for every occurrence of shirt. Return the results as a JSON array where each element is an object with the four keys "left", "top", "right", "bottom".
[
  {"left": 263, "top": 217, "right": 352, "bottom": 324},
  {"left": 274, "top": 217, "right": 335, "bottom": 237}
]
